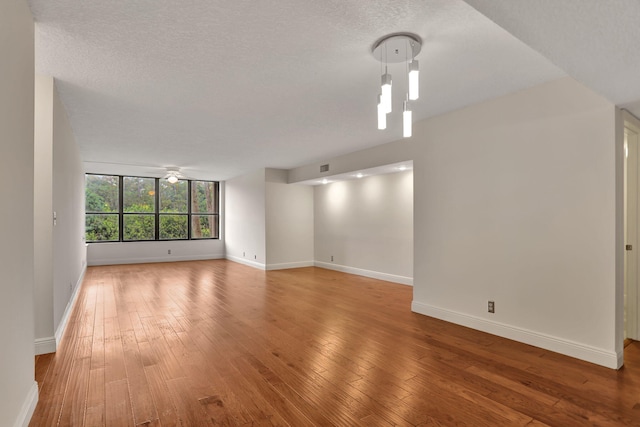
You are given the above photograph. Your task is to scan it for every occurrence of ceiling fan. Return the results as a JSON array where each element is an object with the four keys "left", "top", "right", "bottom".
[{"left": 163, "top": 167, "right": 185, "bottom": 183}]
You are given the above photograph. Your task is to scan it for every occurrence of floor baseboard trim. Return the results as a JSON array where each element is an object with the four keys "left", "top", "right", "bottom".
[
  {"left": 88, "top": 254, "right": 225, "bottom": 266},
  {"left": 55, "top": 265, "right": 86, "bottom": 346},
  {"left": 14, "top": 381, "right": 38, "bottom": 427},
  {"left": 411, "top": 301, "right": 621, "bottom": 369},
  {"left": 266, "top": 261, "right": 314, "bottom": 271},
  {"left": 226, "top": 255, "right": 266, "bottom": 270},
  {"left": 314, "top": 261, "right": 413, "bottom": 286},
  {"left": 34, "top": 336, "right": 56, "bottom": 355}
]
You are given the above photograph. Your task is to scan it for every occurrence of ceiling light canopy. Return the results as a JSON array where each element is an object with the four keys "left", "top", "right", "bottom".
[{"left": 372, "top": 33, "right": 422, "bottom": 138}]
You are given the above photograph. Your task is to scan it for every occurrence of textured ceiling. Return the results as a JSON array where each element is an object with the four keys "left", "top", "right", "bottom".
[
  {"left": 28, "top": 0, "right": 569, "bottom": 180},
  {"left": 464, "top": 0, "right": 640, "bottom": 116}
]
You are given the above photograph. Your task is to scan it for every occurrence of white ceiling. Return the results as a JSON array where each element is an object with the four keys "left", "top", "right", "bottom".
[{"left": 27, "top": 0, "right": 637, "bottom": 181}]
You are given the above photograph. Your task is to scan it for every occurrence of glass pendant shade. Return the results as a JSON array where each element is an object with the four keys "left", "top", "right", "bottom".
[
  {"left": 403, "top": 100, "right": 412, "bottom": 138},
  {"left": 381, "top": 72, "right": 392, "bottom": 114},
  {"left": 408, "top": 60, "right": 419, "bottom": 100},
  {"left": 377, "top": 94, "right": 386, "bottom": 130}
]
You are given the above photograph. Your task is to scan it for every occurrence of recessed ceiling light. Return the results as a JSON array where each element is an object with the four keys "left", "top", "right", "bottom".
[{"left": 321, "top": 179, "right": 329, "bottom": 185}]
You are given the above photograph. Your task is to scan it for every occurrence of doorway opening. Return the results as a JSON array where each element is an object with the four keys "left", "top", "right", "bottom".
[{"left": 624, "top": 121, "right": 639, "bottom": 343}]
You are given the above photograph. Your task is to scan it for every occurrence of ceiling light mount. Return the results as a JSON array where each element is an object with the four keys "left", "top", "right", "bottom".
[{"left": 372, "top": 33, "right": 422, "bottom": 63}]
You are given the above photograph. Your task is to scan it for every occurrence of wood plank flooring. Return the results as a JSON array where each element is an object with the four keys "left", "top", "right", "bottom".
[{"left": 30, "top": 260, "right": 640, "bottom": 426}]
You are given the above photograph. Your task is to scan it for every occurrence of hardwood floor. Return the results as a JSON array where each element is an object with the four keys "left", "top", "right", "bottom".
[{"left": 30, "top": 260, "right": 640, "bottom": 426}]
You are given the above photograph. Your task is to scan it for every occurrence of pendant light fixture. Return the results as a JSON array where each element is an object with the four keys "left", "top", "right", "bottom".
[{"left": 372, "top": 33, "right": 422, "bottom": 138}]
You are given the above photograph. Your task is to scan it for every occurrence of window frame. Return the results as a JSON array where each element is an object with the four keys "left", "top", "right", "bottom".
[
  {"left": 85, "top": 173, "right": 220, "bottom": 243},
  {"left": 189, "top": 180, "right": 220, "bottom": 240}
]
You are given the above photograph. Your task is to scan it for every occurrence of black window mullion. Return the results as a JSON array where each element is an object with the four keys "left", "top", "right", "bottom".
[
  {"left": 154, "top": 178, "right": 160, "bottom": 240},
  {"left": 118, "top": 176, "right": 124, "bottom": 242},
  {"left": 214, "top": 181, "right": 220, "bottom": 214},
  {"left": 187, "top": 180, "right": 192, "bottom": 239}
]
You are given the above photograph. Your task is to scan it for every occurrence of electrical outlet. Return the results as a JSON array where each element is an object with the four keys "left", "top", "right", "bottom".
[
  {"left": 331, "top": 255, "right": 334, "bottom": 262},
  {"left": 488, "top": 301, "right": 495, "bottom": 313},
  {"left": 254, "top": 255, "right": 257, "bottom": 259},
  {"left": 69, "top": 282, "right": 73, "bottom": 292},
  {"left": 243, "top": 251, "right": 245, "bottom": 257},
  {"left": 168, "top": 249, "right": 171, "bottom": 255}
]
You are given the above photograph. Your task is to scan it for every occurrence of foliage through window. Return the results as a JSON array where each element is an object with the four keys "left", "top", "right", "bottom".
[
  {"left": 191, "top": 181, "right": 219, "bottom": 239},
  {"left": 85, "top": 175, "right": 119, "bottom": 242},
  {"left": 85, "top": 174, "right": 219, "bottom": 242}
]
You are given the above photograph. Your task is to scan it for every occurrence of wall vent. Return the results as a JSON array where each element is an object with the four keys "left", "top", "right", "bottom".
[{"left": 320, "top": 164, "right": 329, "bottom": 173}]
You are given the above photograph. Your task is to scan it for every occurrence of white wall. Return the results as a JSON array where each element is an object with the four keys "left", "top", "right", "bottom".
[
  {"left": 33, "top": 76, "right": 88, "bottom": 354},
  {"left": 265, "top": 168, "right": 314, "bottom": 269},
  {"left": 225, "top": 169, "right": 267, "bottom": 268},
  {"left": 413, "top": 77, "right": 619, "bottom": 367},
  {"left": 0, "top": 1, "right": 39, "bottom": 426},
  {"left": 52, "top": 81, "right": 87, "bottom": 339},
  {"left": 314, "top": 171, "right": 413, "bottom": 285},
  {"left": 34, "top": 75, "right": 54, "bottom": 351},
  {"left": 288, "top": 139, "right": 412, "bottom": 184},
  {"left": 88, "top": 239, "right": 225, "bottom": 265},
  {"left": 289, "top": 77, "right": 621, "bottom": 369}
]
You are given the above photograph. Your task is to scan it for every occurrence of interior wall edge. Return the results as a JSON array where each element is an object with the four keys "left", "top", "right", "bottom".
[{"left": 411, "top": 301, "right": 621, "bottom": 369}]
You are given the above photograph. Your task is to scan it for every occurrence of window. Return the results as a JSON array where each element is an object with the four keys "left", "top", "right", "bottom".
[
  {"left": 85, "top": 175, "right": 119, "bottom": 242},
  {"left": 123, "top": 176, "right": 156, "bottom": 241},
  {"left": 191, "top": 180, "right": 219, "bottom": 239},
  {"left": 159, "top": 179, "right": 188, "bottom": 239},
  {"left": 85, "top": 174, "right": 219, "bottom": 242}
]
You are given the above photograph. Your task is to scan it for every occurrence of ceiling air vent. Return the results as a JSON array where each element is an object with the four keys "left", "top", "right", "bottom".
[{"left": 320, "top": 164, "right": 329, "bottom": 173}]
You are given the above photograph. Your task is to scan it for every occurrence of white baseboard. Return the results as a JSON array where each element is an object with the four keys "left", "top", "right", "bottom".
[
  {"left": 54, "top": 265, "right": 86, "bottom": 346},
  {"left": 226, "top": 255, "right": 266, "bottom": 270},
  {"left": 314, "top": 261, "right": 413, "bottom": 286},
  {"left": 14, "top": 381, "right": 38, "bottom": 427},
  {"left": 411, "top": 301, "right": 621, "bottom": 369},
  {"left": 34, "top": 336, "right": 56, "bottom": 355},
  {"left": 88, "top": 253, "right": 225, "bottom": 266},
  {"left": 266, "top": 261, "right": 314, "bottom": 271}
]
